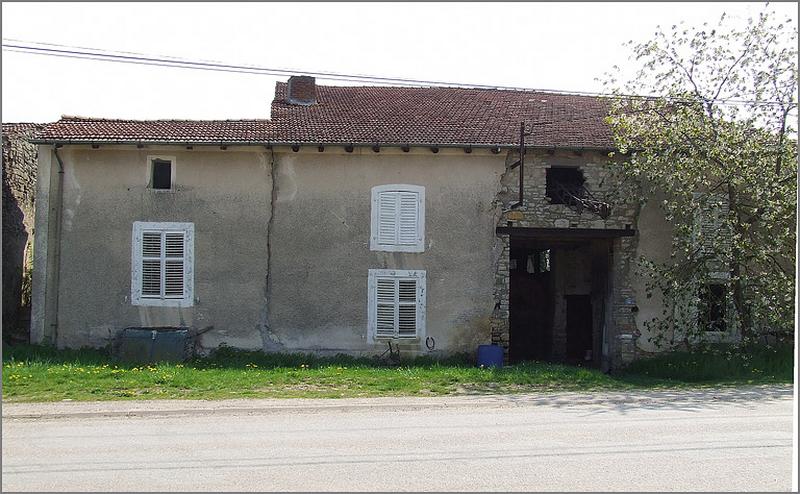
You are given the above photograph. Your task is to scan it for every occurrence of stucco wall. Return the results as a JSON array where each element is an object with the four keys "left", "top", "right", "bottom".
[
  {"left": 48, "top": 146, "right": 271, "bottom": 350},
  {"left": 267, "top": 148, "right": 506, "bottom": 356},
  {"left": 40, "top": 145, "right": 507, "bottom": 357},
  {"left": 632, "top": 192, "right": 675, "bottom": 352},
  {"left": 631, "top": 190, "right": 738, "bottom": 351}
]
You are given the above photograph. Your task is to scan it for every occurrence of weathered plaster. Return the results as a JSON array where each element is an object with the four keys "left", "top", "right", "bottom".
[
  {"left": 267, "top": 147, "right": 506, "bottom": 356},
  {"left": 38, "top": 145, "right": 509, "bottom": 358},
  {"left": 42, "top": 146, "right": 271, "bottom": 350},
  {"left": 632, "top": 191, "right": 675, "bottom": 352}
]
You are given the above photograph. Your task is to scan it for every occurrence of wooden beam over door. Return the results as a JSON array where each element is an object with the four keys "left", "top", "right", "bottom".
[{"left": 496, "top": 226, "right": 636, "bottom": 239}]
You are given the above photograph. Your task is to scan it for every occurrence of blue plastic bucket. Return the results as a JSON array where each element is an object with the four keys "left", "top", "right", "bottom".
[{"left": 477, "top": 344, "right": 504, "bottom": 368}]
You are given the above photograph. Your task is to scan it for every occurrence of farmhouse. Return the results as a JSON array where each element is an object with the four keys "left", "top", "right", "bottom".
[{"left": 27, "top": 76, "right": 722, "bottom": 369}]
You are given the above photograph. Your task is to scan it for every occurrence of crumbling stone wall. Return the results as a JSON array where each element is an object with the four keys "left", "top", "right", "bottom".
[
  {"left": 2, "top": 123, "right": 42, "bottom": 343},
  {"left": 490, "top": 234, "right": 510, "bottom": 349},
  {"left": 493, "top": 149, "right": 642, "bottom": 367},
  {"left": 501, "top": 149, "right": 637, "bottom": 230}
]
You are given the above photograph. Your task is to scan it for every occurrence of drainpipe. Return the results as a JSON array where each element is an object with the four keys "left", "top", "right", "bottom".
[{"left": 50, "top": 145, "right": 65, "bottom": 345}]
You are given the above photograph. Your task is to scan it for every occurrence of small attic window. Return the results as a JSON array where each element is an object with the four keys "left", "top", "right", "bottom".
[
  {"left": 546, "top": 167, "right": 584, "bottom": 204},
  {"left": 150, "top": 157, "right": 174, "bottom": 190}
]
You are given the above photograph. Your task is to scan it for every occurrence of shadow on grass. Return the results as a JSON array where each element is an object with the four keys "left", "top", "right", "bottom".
[{"left": 467, "top": 383, "right": 793, "bottom": 415}]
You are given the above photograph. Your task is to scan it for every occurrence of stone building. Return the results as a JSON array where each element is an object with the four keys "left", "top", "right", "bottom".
[
  {"left": 2, "top": 123, "right": 42, "bottom": 343},
  {"left": 29, "top": 76, "right": 697, "bottom": 368}
]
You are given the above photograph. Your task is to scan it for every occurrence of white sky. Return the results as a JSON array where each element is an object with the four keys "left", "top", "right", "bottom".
[{"left": 2, "top": 2, "right": 797, "bottom": 122}]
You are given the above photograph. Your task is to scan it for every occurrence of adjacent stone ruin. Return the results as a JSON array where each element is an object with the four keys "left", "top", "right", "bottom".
[
  {"left": 2, "top": 123, "right": 41, "bottom": 344},
  {"left": 491, "top": 149, "right": 641, "bottom": 368}
]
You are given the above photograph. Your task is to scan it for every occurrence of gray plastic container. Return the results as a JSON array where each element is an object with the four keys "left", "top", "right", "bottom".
[{"left": 116, "top": 327, "right": 191, "bottom": 363}]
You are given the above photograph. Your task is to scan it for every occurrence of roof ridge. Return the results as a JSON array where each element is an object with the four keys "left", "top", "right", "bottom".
[
  {"left": 58, "top": 115, "right": 271, "bottom": 123},
  {"left": 275, "top": 80, "right": 613, "bottom": 100}
]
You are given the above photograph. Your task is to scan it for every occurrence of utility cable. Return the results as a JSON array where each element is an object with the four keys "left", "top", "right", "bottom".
[{"left": 3, "top": 38, "right": 796, "bottom": 108}]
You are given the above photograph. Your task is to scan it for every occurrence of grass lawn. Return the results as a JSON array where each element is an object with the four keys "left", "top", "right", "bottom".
[{"left": 1, "top": 343, "right": 793, "bottom": 403}]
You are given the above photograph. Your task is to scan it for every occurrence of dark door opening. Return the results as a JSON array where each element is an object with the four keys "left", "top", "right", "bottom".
[
  {"left": 565, "top": 295, "right": 592, "bottom": 361},
  {"left": 508, "top": 237, "right": 610, "bottom": 367},
  {"left": 509, "top": 248, "right": 553, "bottom": 362}
]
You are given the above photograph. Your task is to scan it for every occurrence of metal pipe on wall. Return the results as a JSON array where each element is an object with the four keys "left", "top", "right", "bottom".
[{"left": 49, "top": 146, "right": 65, "bottom": 345}]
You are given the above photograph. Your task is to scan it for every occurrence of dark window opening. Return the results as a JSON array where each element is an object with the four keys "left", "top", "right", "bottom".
[
  {"left": 546, "top": 167, "right": 585, "bottom": 204},
  {"left": 152, "top": 160, "right": 172, "bottom": 190},
  {"left": 699, "top": 283, "right": 727, "bottom": 332}
]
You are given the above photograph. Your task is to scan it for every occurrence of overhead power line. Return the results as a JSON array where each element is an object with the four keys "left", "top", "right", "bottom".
[{"left": 2, "top": 38, "right": 796, "bottom": 108}]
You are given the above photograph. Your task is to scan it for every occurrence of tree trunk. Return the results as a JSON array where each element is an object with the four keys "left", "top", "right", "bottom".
[
  {"left": 728, "top": 184, "right": 753, "bottom": 342},
  {"left": 731, "top": 261, "right": 752, "bottom": 342}
]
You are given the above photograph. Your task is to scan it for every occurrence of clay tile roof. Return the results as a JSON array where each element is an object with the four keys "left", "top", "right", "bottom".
[
  {"left": 270, "top": 82, "right": 615, "bottom": 149},
  {"left": 34, "top": 82, "right": 615, "bottom": 148},
  {"left": 38, "top": 117, "right": 275, "bottom": 143}
]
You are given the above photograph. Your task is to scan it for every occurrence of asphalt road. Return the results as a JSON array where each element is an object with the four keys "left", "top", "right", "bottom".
[{"left": 2, "top": 386, "right": 794, "bottom": 491}]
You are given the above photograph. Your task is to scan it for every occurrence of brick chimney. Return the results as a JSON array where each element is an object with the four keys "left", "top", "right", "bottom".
[{"left": 287, "top": 75, "right": 317, "bottom": 106}]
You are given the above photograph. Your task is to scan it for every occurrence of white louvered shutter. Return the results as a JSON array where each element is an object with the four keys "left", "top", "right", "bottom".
[
  {"left": 371, "top": 185, "right": 424, "bottom": 252},
  {"left": 375, "top": 278, "right": 397, "bottom": 339},
  {"left": 141, "top": 232, "right": 163, "bottom": 297},
  {"left": 132, "top": 222, "right": 194, "bottom": 307},
  {"left": 377, "top": 191, "right": 399, "bottom": 246},
  {"left": 397, "top": 278, "right": 418, "bottom": 338},
  {"left": 164, "top": 232, "right": 186, "bottom": 298},
  {"left": 140, "top": 230, "right": 186, "bottom": 299},
  {"left": 368, "top": 270, "right": 426, "bottom": 341},
  {"left": 397, "top": 192, "right": 420, "bottom": 246}
]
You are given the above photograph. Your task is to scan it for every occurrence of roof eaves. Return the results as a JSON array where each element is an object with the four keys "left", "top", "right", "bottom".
[
  {"left": 30, "top": 138, "right": 273, "bottom": 146},
  {"left": 246, "top": 140, "right": 618, "bottom": 151},
  {"left": 31, "top": 138, "right": 617, "bottom": 152}
]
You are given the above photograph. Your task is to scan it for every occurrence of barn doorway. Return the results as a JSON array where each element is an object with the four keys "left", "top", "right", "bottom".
[
  {"left": 507, "top": 232, "right": 614, "bottom": 367},
  {"left": 565, "top": 294, "right": 593, "bottom": 361}
]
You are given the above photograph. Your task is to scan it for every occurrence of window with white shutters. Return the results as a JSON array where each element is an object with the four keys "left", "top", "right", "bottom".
[
  {"left": 368, "top": 269, "right": 426, "bottom": 342},
  {"left": 691, "top": 192, "right": 731, "bottom": 279},
  {"left": 370, "top": 185, "right": 425, "bottom": 252},
  {"left": 132, "top": 222, "right": 194, "bottom": 307}
]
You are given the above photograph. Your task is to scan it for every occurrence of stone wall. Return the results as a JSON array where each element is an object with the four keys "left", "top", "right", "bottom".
[
  {"left": 500, "top": 149, "right": 637, "bottom": 230},
  {"left": 490, "top": 234, "right": 510, "bottom": 350},
  {"left": 2, "top": 123, "right": 42, "bottom": 343},
  {"left": 492, "top": 148, "right": 642, "bottom": 368}
]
